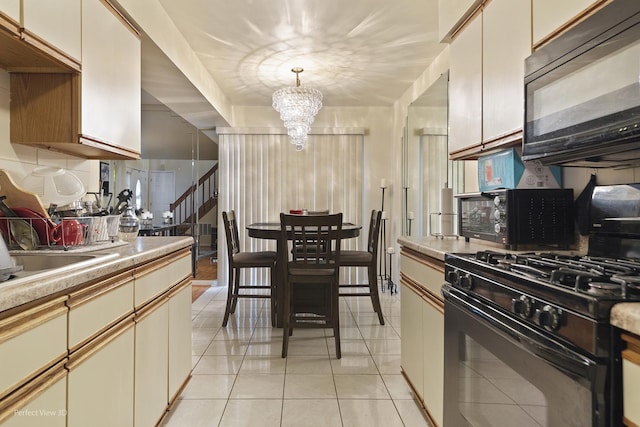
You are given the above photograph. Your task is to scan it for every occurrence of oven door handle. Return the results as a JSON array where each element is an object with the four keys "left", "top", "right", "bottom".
[{"left": 443, "top": 285, "right": 597, "bottom": 378}]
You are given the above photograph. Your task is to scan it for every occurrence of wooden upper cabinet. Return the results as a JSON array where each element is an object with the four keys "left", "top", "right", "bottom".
[
  {"left": 22, "top": 0, "right": 82, "bottom": 65},
  {"left": 532, "top": 0, "right": 603, "bottom": 48},
  {"left": 482, "top": 0, "right": 530, "bottom": 147},
  {"left": 448, "top": 13, "right": 482, "bottom": 157},
  {"left": 10, "top": 0, "right": 141, "bottom": 159}
]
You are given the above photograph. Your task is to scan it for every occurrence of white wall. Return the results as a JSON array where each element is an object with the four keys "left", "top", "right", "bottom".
[{"left": 0, "top": 70, "right": 100, "bottom": 205}]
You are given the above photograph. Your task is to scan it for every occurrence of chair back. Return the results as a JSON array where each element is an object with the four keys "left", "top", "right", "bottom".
[
  {"left": 280, "top": 213, "right": 343, "bottom": 272},
  {"left": 222, "top": 210, "right": 241, "bottom": 258},
  {"left": 366, "top": 210, "right": 383, "bottom": 256}
]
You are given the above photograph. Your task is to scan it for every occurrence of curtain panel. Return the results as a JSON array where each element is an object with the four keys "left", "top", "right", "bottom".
[{"left": 218, "top": 132, "right": 364, "bottom": 288}]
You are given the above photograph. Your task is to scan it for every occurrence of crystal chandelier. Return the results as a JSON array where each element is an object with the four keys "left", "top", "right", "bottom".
[{"left": 272, "top": 68, "right": 323, "bottom": 151}]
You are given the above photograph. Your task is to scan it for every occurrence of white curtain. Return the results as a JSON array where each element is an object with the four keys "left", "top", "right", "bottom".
[{"left": 218, "top": 132, "right": 364, "bottom": 287}]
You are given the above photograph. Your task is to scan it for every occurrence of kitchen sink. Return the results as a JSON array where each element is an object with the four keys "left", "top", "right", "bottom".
[{"left": 10, "top": 252, "right": 118, "bottom": 272}]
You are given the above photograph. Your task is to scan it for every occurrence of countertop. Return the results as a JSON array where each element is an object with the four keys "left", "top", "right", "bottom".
[
  {"left": 0, "top": 236, "right": 194, "bottom": 313},
  {"left": 398, "top": 235, "right": 640, "bottom": 336}
]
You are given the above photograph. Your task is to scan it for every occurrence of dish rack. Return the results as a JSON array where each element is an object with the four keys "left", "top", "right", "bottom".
[{"left": 0, "top": 215, "right": 121, "bottom": 249}]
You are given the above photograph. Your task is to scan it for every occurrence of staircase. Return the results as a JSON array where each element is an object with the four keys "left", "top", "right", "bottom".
[{"left": 170, "top": 164, "right": 218, "bottom": 232}]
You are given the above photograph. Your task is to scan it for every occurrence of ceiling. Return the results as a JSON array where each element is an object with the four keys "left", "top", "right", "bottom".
[{"left": 137, "top": 0, "right": 445, "bottom": 158}]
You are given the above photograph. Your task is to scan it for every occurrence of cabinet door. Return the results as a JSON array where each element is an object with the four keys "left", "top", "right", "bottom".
[
  {"left": 22, "top": 0, "right": 81, "bottom": 61},
  {"left": 400, "top": 280, "right": 424, "bottom": 400},
  {"left": 0, "top": 364, "right": 67, "bottom": 427},
  {"left": 0, "top": 1, "right": 20, "bottom": 22},
  {"left": 482, "top": 0, "right": 531, "bottom": 142},
  {"left": 533, "top": 0, "right": 598, "bottom": 46},
  {"left": 0, "top": 297, "right": 67, "bottom": 400},
  {"left": 67, "top": 319, "right": 135, "bottom": 427},
  {"left": 81, "top": 0, "right": 141, "bottom": 156},
  {"left": 135, "top": 298, "right": 169, "bottom": 427},
  {"left": 422, "top": 297, "right": 444, "bottom": 427},
  {"left": 168, "top": 281, "right": 192, "bottom": 403},
  {"left": 438, "top": 0, "right": 482, "bottom": 41},
  {"left": 448, "top": 14, "right": 482, "bottom": 156}
]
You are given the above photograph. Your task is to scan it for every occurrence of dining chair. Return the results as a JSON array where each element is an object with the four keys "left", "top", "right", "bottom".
[
  {"left": 221, "top": 210, "right": 277, "bottom": 327},
  {"left": 339, "top": 209, "right": 385, "bottom": 325},
  {"left": 279, "top": 212, "right": 343, "bottom": 358},
  {"left": 292, "top": 209, "right": 330, "bottom": 259}
]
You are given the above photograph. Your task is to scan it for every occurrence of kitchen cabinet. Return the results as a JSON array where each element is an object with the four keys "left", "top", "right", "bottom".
[
  {"left": 22, "top": 0, "right": 81, "bottom": 64},
  {"left": 438, "top": 0, "right": 482, "bottom": 42},
  {"left": 0, "top": 1, "right": 20, "bottom": 23},
  {"left": 0, "top": 362, "right": 67, "bottom": 427},
  {"left": 400, "top": 248, "right": 445, "bottom": 427},
  {"left": 448, "top": 0, "right": 530, "bottom": 159},
  {"left": 9, "top": 0, "right": 141, "bottom": 160},
  {"left": 448, "top": 12, "right": 482, "bottom": 158},
  {"left": 135, "top": 297, "right": 169, "bottom": 427},
  {"left": 66, "top": 317, "right": 135, "bottom": 427},
  {"left": 532, "top": 0, "right": 603, "bottom": 47},
  {"left": 168, "top": 280, "right": 193, "bottom": 403},
  {"left": 622, "top": 332, "right": 640, "bottom": 426},
  {"left": 0, "top": 296, "right": 68, "bottom": 401}
]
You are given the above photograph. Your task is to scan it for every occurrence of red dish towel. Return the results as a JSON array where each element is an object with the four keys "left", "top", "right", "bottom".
[{"left": 289, "top": 209, "right": 304, "bottom": 215}]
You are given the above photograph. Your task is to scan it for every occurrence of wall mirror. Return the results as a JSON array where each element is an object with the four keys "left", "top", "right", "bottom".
[{"left": 404, "top": 72, "right": 463, "bottom": 237}]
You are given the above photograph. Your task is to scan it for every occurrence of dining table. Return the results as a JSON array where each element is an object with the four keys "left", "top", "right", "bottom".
[{"left": 246, "top": 221, "right": 361, "bottom": 327}]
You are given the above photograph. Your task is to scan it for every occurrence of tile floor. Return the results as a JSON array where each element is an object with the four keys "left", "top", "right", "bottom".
[{"left": 162, "top": 279, "right": 433, "bottom": 427}]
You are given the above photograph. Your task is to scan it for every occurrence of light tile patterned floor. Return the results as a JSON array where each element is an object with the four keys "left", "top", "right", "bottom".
[{"left": 162, "top": 279, "right": 433, "bottom": 427}]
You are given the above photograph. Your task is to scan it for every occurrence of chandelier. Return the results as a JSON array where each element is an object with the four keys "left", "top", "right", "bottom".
[{"left": 272, "top": 68, "right": 323, "bottom": 151}]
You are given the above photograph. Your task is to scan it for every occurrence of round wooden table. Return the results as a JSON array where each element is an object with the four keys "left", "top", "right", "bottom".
[{"left": 246, "top": 222, "right": 361, "bottom": 327}]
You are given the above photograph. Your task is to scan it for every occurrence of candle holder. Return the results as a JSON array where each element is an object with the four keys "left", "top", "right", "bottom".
[
  {"left": 378, "top": 182, "right": 389, "bottom": 293},
  {"left": 386, "top": 247, "right": 397, "bottom": 294}
]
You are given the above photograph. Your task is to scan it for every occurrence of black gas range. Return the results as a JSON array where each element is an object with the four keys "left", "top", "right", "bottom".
[{"left": 445, "top": 250, "right": 640, "bottom": 358}]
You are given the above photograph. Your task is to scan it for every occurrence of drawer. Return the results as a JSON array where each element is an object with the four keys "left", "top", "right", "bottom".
[
  {"left": 0, "top": 361, "right": 67, "bottom": 426},
  {"left": 400, "top": 250, "right": 445, "bottom": 297},
  {"left": 0, "top": 297, "right": 68, "bottom": 400},
  {"left": 67, "top": 271, "right": 134, "bottom": 352},
  {"left": 134, "top": 250, "right": 191, "bottom": 308}
]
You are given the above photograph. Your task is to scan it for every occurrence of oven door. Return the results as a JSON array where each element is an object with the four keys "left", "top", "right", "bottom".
[{"left": 443, "top": 284, "right": 610, "bottom": 427}]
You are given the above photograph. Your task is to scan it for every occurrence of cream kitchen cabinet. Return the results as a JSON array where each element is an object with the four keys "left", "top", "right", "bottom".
[
  {"left": 622, "top": 332, "right": 640, "bottom": 426},
  {"left": 0, "top": 362, "right": 67, "bottom": 427},
  {"left": 10, "top": 0, "right": 141, "bottom": 159},
  {"left": 66, "top": 318, "right": 135, "bottom": 427},
  {"left": 135, "top": 297, "right": 169, "bottom": 427},
  {"left": 400, "top": 248, "right": 445, "bottom": 427},
  {"left": 22, "top": 0, "right": 81, "bottom": 65},
  {"left": 448, "top": 0, "right": 530, "bottom": 159},
  {"left": 482, "top": 0, "right": 530, "bottom": 147},
  {"left": 0, "top": 1, "right": 20, "bottom": 23},
  {"left": 168, "top": 280, "right": 193, "bottom": 403},
  {"left": 448, "top": 12, "right": 482, "bottom": 158},
  {"left": 438, "top": 0, "right": 482, "bottom": 42},
  {"left": 0, "top": 296, "right": 68, "bottom": 401},
  {"left": 532, "top": 0, "right": 603, "bottom": 47}
]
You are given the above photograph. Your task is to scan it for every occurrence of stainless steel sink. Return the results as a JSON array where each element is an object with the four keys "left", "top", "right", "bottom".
[{"left": 11, "top": 252, "right": 117, "bottom": 272}]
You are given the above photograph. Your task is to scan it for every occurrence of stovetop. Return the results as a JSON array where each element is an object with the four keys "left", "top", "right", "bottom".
[{"left": 445, "top": 250, "right": 640, "bottom": 320}]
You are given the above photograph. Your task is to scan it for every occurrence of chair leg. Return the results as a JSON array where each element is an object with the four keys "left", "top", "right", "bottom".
[
  {"left": 222, "top": 267, "right": 236, "bottom": 326},
  {"left": 270, "top": 264, "right": 277, "bottom": 327},
  {"left": 281, "top": 281, "right": 290, "bottom": 358},
  {"left": 230, "top": 271, "right": 240, "bottom": 314},
  {"left": 368, "top": 266, "right": 385, "bottom": 325},
  {"left": 333, "top": 281, "right": 341, "bottom": 359}
]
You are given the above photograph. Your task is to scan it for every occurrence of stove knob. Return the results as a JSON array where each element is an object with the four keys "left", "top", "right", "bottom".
[
  {"left": 494, "top": 210, "right": 503, "bottom": 220},
  {"left": 494, "top": 223, "right": 506, "bottom": 234},
  {"left": 536, "top": 305, "right": 561, "bottom": 331},
  {"left": 512, "top": 295, "right": 533, "bottom": 318},
  {"left": 494, "top": 196, "right": 504, "bottom": 207},
  {"left": 446, "top": 270, "right": 460, "bottom": 285},
  {"left": 459, "top": 273, "right": 473, "bottom": 290}
]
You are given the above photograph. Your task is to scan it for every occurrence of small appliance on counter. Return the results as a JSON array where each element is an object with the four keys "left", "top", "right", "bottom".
[{"left": 457, "top": 188, "right": 575, "bottom": 249}]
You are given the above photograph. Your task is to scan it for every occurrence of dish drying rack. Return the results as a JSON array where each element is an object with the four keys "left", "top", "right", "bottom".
[{"left": 0, "top": 215, "right": 121, "bottom": 250}]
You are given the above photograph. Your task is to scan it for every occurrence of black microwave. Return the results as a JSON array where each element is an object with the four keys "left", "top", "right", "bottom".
[
  {"left": 457, "top": 189, "right": 575, "bottom": 249},
  {"left": 523, "top": 0, "right": 640, "bottom": 168}
]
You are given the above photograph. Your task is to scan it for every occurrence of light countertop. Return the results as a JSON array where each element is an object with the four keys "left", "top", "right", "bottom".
[{"left": 0, "top": 236, "right": 194, "bottom": 314}]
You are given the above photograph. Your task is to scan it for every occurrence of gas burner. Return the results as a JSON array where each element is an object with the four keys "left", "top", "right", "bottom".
[
  {"left": 611, "top": 275, "right": 640, "bottom": 297},
  {"left": 586, "top": 282, "right": 622, "bottom": 297}
]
